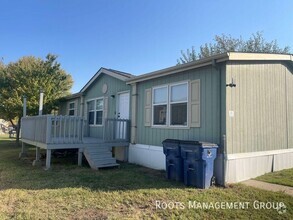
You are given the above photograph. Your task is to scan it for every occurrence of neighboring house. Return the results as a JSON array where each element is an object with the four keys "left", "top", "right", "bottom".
[
  {"left": 21, "top": 52, "right": 293, "bottom": 184},
  {"left": 126, "top": 52, "right": 293, "bottom": 184},
  {"left": 0, "top": 119, "right": 9, "bottom": 134}
]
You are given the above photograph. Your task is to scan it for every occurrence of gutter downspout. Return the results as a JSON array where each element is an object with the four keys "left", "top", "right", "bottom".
[
  {"left": 213, "top": 59, "right": 227, "bottom": 187},
  {"left": 220, "top": 63, "right": 227, "bottom": 187},
  {"left": 223, "top": 134, "right": 227, "bottom": 187},
  {"left": 130, "top": 83, "right": 138, "bottom": 144}
]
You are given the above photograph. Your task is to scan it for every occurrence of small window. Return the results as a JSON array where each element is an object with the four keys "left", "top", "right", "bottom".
[
  {"left": 95, "top": 99, "right": 103, "bottom": 125},
  {"left": 88, "top": 100, "right": 95, "bottom": 125},
  {"left": 68, "top": 102, "right": 75, "bottom": 116},
  {"left": 87, "top": 98, "right": 104, "bottom": 126},
  {"left": 153, "top": 86, "right": 168, "bottom": 125}
]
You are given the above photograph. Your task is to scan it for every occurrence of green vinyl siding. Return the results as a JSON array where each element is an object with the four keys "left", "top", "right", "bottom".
[
  {"left": 136, "top": 65, "right": 222, "bottom": 147},
  {"left": 59, "top": 98, "right": 81, "bottom": 116},
  {"left": 84, "top": 73, "right": 131, "bottom": 138},
  {"left": 59, "top": 101, "right": 68, "bottom": 115},
  {"left": 225, "top": 61, "right": 293, "bottom": 154}
]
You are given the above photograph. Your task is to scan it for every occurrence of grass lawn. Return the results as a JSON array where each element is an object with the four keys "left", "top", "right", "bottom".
[
  {"left": 255, "top": 169, "right": 293, "bottom": 187},
  {"left": 0, "top": 135, "right": 292, "bottom": 219}
]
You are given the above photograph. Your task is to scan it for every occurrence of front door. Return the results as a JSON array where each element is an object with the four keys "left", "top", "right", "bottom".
[
  {"left": 117, "top": 92, "right": 130, "bottom": 120},
  {"left": 116, "top": 92, "right": 130, "bottom": 139}
]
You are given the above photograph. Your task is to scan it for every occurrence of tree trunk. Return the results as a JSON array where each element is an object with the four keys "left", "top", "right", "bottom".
[{"left": 9, "top": 119, "right": 15, "bottom": 127}]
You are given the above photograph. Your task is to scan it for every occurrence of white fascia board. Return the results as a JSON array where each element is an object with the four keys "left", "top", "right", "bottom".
[
  {"left": 126, "top": 53, "right": 229, "bottom": 84},
  {"left": 228, "top": 52, "right": 293, "bottom": 61}
]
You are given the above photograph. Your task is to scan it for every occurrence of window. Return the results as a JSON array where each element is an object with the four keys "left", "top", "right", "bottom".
[
  {"left": 96, "top": 99, "right": 103, "bottom": 125},
  {"left": 87, "top": 98, "right": 104, "bottom": 125},
  {"left": 88, "top": 100, "right": 95, "bottom": 125},
  {"left": 170, "top": 84, "right": 188, "bottom": 126},
  {"left": 153, "top": 86, "right": 167, "bottom": 125},
  {"left": 152, "top": 82, "right": 188, "bottom": 127},
  {"left": 68, "top": 102, "right": 75, "bottom": 116}
]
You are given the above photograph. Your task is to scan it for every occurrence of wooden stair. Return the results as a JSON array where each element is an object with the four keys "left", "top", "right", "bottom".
[{"left": 83, "top": 145, "right": 119, "bottom": 169}]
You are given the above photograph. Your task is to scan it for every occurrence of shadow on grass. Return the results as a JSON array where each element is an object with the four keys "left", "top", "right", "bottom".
[{"left": 0, "top": 138, "right": 186, "bottom": 192}]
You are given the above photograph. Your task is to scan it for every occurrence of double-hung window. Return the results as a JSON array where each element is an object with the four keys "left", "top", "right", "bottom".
[
  {"left": 88, "top": 100, "right": 95, "bottom": 125},
  {"left": 95, "top": 99, "right": 103, "bottom": 125},
  {"left": 88, "top": 98, "right": 104, "bottom": 126},
  {"left": 170, "top": 83, "right": 188, "bottom": 126},
  {"left": 68, "top": 102, "right": 75, "bottom": 116},
  {"left": 153, "top": 86, "right": 168, "bottom": 125},
  {"left": 152, "top": 82, "right": 188, "bottom": 127}
]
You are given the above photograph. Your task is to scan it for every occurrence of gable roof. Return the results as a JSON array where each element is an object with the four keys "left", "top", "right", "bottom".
[
  {"left": 126, "top": 52, "right": 293, "bottom": 84},
  {"left": 80, "top": 67, "right": 133, "bottom": 93}
]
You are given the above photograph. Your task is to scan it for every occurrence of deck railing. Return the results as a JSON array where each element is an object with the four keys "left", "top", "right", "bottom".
[
  {"left": 103, "top": 118, "right": 130, "bottom": 142},
  {"left": 21, "top": 116, "right": 129, "bottom": 145},
  {"left": 21, "top": 115, "right": 86, "bottom": 144}
]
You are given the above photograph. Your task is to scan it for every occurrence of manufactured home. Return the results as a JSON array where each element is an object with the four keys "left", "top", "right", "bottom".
[
  {"left": 21, "top": 52, "right": 293, "bottom": 184},
  {"left": 21, "top": 68, "right": 132, "bottom": 169},
  {"left": 126, "top": 52, "right": 293, "bottom": 184}
]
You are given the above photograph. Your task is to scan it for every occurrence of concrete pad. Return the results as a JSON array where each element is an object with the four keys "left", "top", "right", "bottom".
[{"left": 242, "top": 179, "right": 293, "bottom": 197}]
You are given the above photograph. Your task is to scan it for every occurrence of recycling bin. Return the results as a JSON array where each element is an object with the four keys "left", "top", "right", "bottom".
[
  {"left": 162, "top": 139, "right": 183, "bottom": 182},
  {"left": 180, "top": 141, "right": 218, "bottom": 189}
]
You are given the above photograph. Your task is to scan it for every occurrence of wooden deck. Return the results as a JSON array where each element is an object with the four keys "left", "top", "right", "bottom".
[{"left": 21, "top": 115, "right": 130, "bottom": 169}]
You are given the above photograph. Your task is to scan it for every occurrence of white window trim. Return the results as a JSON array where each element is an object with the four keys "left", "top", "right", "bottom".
[
  {"left": 87, "top": 97, "right": 104, "bottom": 127},
  {"left": 152, "top": 85, "right": 168, "bottom": 127},
  {"left": 151, "top": 81, "right": 189, "bottom": 128},
  {"left": 68, "top": 101, "right": 76, "bottom": 116},
  {"left": 169, "top": 82, "right": 189, "bottom": 127},
  {"left": 95, "top": 98, "right": 104, "bottom": 125}
]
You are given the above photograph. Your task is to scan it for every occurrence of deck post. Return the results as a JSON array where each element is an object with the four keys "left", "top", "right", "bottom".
[
  {"left": 23, "top": 95, "right": 27, "bottom": 117},
  {"left": 78, "top": 148, "right": 83, "bottom": 166},
  {"left": 32, "top": 147, "right": 42, "bottom": 166},
  {"left": 19, "top": 142, "right": 28, "bottom": 158},
  {"left": 39, "top": 89, "right": 44, "bottom": 116},
  {"left": 45, "top": 149, "right": 52, "bottom": 170},
  {"left": 19, "top": 95, "right": 28, "bottom": 158}
]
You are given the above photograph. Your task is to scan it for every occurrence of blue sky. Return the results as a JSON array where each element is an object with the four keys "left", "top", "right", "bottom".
[{"left": 1, "top": 0, "right": 292, "bottom": 93}]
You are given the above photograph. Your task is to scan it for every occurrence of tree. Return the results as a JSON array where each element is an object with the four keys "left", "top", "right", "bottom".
[
  {"left": 0, "top": 54, "right": 73, "bottom": 142},
  {"left": 177, "top": 32, "right": 291, "bottom": 64}
]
